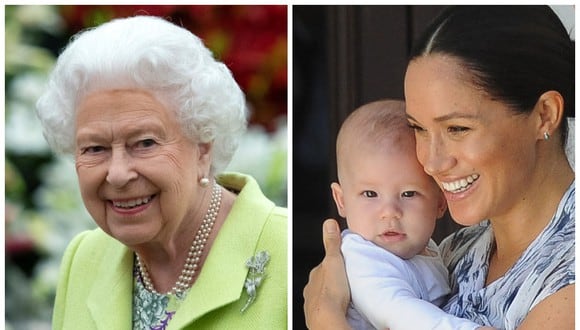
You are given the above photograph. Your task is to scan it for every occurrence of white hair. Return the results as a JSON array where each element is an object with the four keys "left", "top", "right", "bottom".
[{"left": 36, "top": 15, "right": 248, "bottom": 174}]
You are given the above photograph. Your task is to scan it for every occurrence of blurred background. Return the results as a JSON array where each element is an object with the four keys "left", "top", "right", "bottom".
[{"left": 5, "top": 5, "right": 287, "bottom": 329}]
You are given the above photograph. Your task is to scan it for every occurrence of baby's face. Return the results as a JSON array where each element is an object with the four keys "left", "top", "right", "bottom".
[{"left": 333, "top": 143, "right": 445, "bottom": 259}]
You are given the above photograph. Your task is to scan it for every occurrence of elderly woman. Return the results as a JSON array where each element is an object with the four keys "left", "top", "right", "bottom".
[
  {"left": 35, "top": 15, "right": 287, "bottom": 329},
  {"left": 304, "top": 5, "right": 573, "bottom": 330}
]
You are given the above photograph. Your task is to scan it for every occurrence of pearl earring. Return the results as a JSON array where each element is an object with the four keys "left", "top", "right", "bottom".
[
  {"left": 200, "top": 177, "right": 210, "bottom": 187},
  {"left": 544, "top": 132, "right": 550, "bottom": 141}
]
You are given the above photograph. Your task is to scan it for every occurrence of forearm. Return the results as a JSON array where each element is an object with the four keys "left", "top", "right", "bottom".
[{"left": 354, "top": 293, "right": 481, "bottom": 330}]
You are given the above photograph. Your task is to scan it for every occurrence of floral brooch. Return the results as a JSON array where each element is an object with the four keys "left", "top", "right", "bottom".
[{"left": 241, "top": 250, "right": 270, "bottom": 313}]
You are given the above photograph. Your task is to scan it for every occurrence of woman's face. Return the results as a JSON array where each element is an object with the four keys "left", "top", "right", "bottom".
[
  {"left": 404, "top": 55, "right": 539, "bottom": 225},
  {"left": 75, "top": 89, "right": 209, "bottom": 246}
]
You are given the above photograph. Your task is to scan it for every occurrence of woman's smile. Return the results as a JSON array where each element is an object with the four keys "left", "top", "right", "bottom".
[
  {"left": 109, "top": 195, "right": 156, "bottom": 215},
  {"left": 111, "top": 195, "right": 155, "bottom": 209},
  {"left": 440, "top": 174, "right": 480, "bottom": 204},
  {"left": 441, "top": 174, "right": 480, "bottom": 193}
]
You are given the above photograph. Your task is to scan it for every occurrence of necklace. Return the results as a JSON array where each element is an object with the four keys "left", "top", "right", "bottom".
[{"left": 136, "top": 182, "right": 222, "bottom": 297}]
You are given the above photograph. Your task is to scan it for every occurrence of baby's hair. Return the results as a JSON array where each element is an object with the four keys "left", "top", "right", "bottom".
[
  {"left": 335, "top": 99, "right": 410, "bottom": 179},
  {"left": 337, "top": 99, "right": 409, "bottom": 151}
]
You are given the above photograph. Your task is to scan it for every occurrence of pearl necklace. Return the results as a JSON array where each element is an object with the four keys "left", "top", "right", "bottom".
[{"left": 136, "top": 182, "right": 222, "bottom": 297}]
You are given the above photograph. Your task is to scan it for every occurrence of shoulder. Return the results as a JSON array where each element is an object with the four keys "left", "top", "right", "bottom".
[
  {"left": 218, "top": 172, "right": 287, "bottom": 234},
  {"left": 556, "top": 180, "right": 574, "bottom": 226},
  {"left": 58, "top": 228, "right": 130, "bottom": 282},
  {"left": 61, "top": 228, "right": 121, "bottom": 264},
  {"left": 54, "top": 228, "right": 132, "bottom": 328},
  {"left": 218, "top": 172, "right": 286, "bottom": 214},
  {"left": 525, "top": 182, "right": 575, "bottom": 307},
  {"left": 534, "top": 180, "right": 575, "bottom": 278},
  {"left": 217, "top": 173, "right": 287, "bottom": 265}
]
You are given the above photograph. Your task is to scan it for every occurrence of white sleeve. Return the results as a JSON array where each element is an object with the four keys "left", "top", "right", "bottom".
[{"left": 341, "top": 231, "right": 482, "bottom": 330}]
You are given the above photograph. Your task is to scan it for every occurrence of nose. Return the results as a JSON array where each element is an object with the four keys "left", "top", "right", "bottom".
[
  {"left": 106, "top": 147, "right": 138, "bottom": 188},
  {"left": 416, "top": 134, "right": 455, "bottom": 177},
  {"left": 380, "top": 197, "right": 403, "bottom": 221}
]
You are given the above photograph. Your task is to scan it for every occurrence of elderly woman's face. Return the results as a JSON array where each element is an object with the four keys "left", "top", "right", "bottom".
[
  {"left": 404, "top": 55, "right": 539, "bottom": 225},
  {"left": 74, "top": 89, "right": 209, "bottom": 246}
]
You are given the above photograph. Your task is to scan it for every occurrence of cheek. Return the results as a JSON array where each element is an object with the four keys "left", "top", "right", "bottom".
[
  {"left": 76, "top": 163, "right": 105, "bottom": 197},
  {"left": 414, "top": 139, "right": 428, "bottom": 168},
  {"left": 407, "top": 201, "right": 438, "bottom": 233},
  {"left": 157, "top": 147, "right": 198, "bottom": 179},
  {"left": 76, "top": 163, "right": 107, "bottom": 211},
  {"left": 345, "top": 203, "right": 374, "bottom": 235},
  {"left": 464, "top": 135, "right": 520, "bottom": 174},
  {"left": 77, "top": 177, "right": 107, "bottom": 228}
]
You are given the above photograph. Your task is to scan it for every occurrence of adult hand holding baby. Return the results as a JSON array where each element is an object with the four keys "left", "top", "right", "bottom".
[{"left": 304, "top": 219, "right": 351, "bottom": 330}]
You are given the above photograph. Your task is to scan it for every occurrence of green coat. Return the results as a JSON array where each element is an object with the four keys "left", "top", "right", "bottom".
[{"left": 52, "top": 173, "right": 287, "bottom": 329}]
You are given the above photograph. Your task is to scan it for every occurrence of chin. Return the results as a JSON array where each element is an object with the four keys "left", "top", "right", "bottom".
[
  {"left": 108, "top": 225, "right": 156, "bottom": 247},
  {"left": 448, "top": 208, "right": 486, "bottom": 227}
]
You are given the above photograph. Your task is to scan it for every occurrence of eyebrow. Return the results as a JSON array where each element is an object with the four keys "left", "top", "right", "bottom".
[
  {"left": 76, "top": 120, "right": 166, "bottom": 141},
  {"left": 406, "top": 111, "right": 480, "bottom": 123}
]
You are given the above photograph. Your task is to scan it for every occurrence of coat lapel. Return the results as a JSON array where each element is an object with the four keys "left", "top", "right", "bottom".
[{"left": 168, "top": 174, "right": 274, "bottom": 329}]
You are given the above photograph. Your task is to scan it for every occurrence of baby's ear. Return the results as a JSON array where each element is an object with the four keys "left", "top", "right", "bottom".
[{"left": 330, "top": 182, "right": 346, "bottom": 218}]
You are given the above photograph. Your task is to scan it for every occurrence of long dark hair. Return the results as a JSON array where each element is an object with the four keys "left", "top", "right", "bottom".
[{"left": 410, "top": 5, "right": 574, "bottom": 145}]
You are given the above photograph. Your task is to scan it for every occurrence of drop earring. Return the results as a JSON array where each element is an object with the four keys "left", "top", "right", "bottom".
[{"left": 543, "top": 132, "right": 550, "bottom": 141}]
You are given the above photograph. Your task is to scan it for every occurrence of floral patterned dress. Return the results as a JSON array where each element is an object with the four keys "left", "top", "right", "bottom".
[
  {"left": 131, "top": 249, "right": 271, "bottom": 329},
  {"left": 440, "top": 181, "right": 575, "bottom": 329},
  {"left": 132, "top": 261, "right": 183, "bottom": 330}
]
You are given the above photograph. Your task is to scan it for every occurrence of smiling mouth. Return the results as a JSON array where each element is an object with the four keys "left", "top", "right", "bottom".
[
  {"left": 442, "top": 174, "right": 480, "bottom": 193},
  {"left": 112, "top": 195, "right": 155, "bottom": 209}
]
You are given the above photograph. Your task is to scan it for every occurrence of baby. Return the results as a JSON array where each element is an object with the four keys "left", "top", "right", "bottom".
[{"left": 331, "top": 100, "right": 491, "bottom": 330}]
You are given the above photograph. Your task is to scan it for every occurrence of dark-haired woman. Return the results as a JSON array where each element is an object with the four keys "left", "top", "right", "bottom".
[{"left": 304, "top": 6, "right": 574, "bottom": 329}]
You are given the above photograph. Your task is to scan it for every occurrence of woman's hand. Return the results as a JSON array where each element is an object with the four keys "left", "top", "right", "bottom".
[{"left": 303, "top": 219, "right": 351, "bottom": 330}]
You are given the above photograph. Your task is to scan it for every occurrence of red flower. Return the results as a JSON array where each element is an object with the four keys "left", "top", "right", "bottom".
[{"left": 58, "top": 5, "right": 287, "bottom": 131}]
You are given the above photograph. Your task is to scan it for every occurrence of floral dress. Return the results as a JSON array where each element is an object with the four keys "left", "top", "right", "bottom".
[
  {"left": 439, "top": 182, "right": 575, "bottom": 329},
  {"left": 131, "top": 250, "right": 271, "bottom": 329},
  {"left": 132, "top": 261, "right": 183, "bottom": 330}
]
